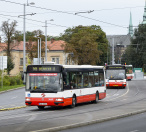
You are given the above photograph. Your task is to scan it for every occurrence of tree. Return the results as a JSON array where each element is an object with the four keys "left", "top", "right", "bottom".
[
  {"left": 26, "top": 39, "right": 45, "bottom": 63},
  {"left": 61, "top": 25, "right": 108, "bottom": 65},
  {"left": 7, "top": 57, "right": 15, "bottom": 74},
  {"left": 122, "top": 24, "right": 146, "bottom": 71},
  {"left": 1, "top": 20, "right": 18, "bottom": 74}
]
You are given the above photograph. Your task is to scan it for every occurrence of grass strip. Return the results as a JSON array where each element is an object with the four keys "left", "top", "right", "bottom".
[{"left": 0, "top": 84, "right": 24, "bottom": 92}]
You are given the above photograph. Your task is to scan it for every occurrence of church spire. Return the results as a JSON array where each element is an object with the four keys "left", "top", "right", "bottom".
[
  {"left": 129, "top": 11, "right": 133, "bottom": 37},
  {"left": 142, "top": 0, "right": 146, "bottom": 24}
]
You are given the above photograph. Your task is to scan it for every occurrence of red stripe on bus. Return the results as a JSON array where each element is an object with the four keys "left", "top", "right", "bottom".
[
  {"left": 29, "top": 73, "right": 57, "bottom": 76},
  {"left": 25, "top": 92, "right": 106, "bottom": 107}
]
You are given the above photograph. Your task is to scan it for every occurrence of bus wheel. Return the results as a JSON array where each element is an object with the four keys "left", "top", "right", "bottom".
[
  {"left": 38, "top": 106, "right": 45, "bottom": 110},
  {"left": 70, "top": 96, "right": 76, "bottom": 108},
  {"left": 93, "top": 92, "right": 99, "bottom": 103}
]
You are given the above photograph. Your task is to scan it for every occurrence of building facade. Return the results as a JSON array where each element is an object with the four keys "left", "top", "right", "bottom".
[{"left": 0, "top": 40, "right": 72, "bottom": 76}]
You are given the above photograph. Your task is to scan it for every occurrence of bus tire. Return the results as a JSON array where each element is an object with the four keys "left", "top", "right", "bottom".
[
  {"left": 38, "top": 106, "right": 45, "bottom": 110},
  {"left": 93, "top": 92, "right": 99, "bottom": 103},
  {"left": 70, "top": 95, "right": 76, "bottom": 108}
]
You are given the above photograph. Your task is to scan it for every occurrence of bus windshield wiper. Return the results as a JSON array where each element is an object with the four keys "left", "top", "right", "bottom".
[
  {"left": 30, "top": 89, "right": 45, "bottom": 93},
  {"left": 43, "top": 89, "right": 57, "bottom": 93}
]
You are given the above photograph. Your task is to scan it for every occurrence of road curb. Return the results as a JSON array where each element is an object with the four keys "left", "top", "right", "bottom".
[
  {"left": 0, "top": 106, "right": 27, "bottom": 111},
  {"left": 30, "top": 109, "right": 146, "bottom": 132},
  {"left": 0, "top": 86, "right": 24, "bottom": 94}
]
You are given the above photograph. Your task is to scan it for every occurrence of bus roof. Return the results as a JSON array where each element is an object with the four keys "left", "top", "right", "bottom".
[
  {"left": 125, "top": 65, "right": 133, "bottom": 67},
  {"left": 63, "top": 65, "right": 104, "bottom": 69}
]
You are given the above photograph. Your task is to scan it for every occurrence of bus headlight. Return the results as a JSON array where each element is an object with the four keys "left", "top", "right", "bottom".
[
  {"left": 55, "top": 98, "right": 63, "bottom": 101},
  {"left": 25, "top": 98, "right": 31, "bottom": 101}
]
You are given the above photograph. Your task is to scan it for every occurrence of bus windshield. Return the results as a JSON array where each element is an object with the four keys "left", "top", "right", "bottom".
[
  {"left": 106, "top": 70, "right": 125, "bottom": 80},
  {"left": 26, "top": 73, "right": 63, "bottom": 93}
]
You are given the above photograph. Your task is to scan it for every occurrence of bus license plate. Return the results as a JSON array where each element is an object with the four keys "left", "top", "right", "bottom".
[
  {"left": 39, "top": 103, "right": 47, "bottom": 105},
  {"left": 113, "top": 85, "right": 118, "bottom": 86}
]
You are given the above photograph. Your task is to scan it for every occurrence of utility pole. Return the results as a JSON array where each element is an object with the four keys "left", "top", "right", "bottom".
[
  {"left": 18, "top": 1, "right": 35, "bottom": 82},
  {"left": 40, "top": 38, "right": 41, "bottom": 64},
  {"left": 38, "top": 38, "right": 40, "bottom": 64},
  {"left": 112, "top": 37, "right": 115, "bottom": 65},
  {"left": 45, "top": 20, "right": 47, "bottom": 62},
  {"left": 23, "top": 3, "right": 26, "bottom": 75},
  {"left": 43, "top": 19, "right": 53, "bottom": 62}
]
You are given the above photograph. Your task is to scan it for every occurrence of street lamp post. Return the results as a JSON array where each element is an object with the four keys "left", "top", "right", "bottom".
[
  {"left": 23, "top": 4, "right": 26, "bottom": 75},
  {"left": 38, "top": 38, "right": 40, "bottom": 64},
  {"left": 20, "top": 1, "right": 35, "bottom": 82},
  {"left": 45, "top": 20, "right": 47, "bottom": 62},
  {"left": 44, "top": 19, "right": 54, "bottom": 62},
  {"left": 112, "top": 38, "right": 115, "bottom": 65},
  {"left": 40, "top": 38, "right": 41, "bottom": 64}
]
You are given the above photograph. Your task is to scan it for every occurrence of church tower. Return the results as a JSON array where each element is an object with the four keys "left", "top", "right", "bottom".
[
  {"left": 142, "top": 0, "right": 146, "bottom": 24},
  {"left": 128, "top": 12, "right": 133, "bottom": 37}
]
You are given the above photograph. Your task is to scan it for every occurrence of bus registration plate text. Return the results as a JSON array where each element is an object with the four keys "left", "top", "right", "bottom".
[{"left": 39, "top": 103, "right": 47, "bottom": 105}]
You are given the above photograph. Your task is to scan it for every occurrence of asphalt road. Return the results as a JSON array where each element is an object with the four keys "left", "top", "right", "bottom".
[
  {"left": 0, "top": 88, "right": 25, "bottom": 109},
  {"left": 0, "top": 80, "right": 146, "bottom": 132},
  {"left": 59, "top": 112, "right": 146, "bottom": 132}
]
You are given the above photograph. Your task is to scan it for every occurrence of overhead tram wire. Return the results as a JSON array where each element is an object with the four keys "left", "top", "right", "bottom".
[
  {"left": 0, "top": 14, "right": 44, "bottom": 29},
  {"left": 0, "top": 0, "right": 133, "bottom": 29},
  {"left": 94, "top": 6, "right": 143, "bottom": 12},
  {"left": 0, "top": 0, "right": 73, "bottom": 15},
  {"left": 0, "top": 13, "right": 68, "bottom": 28},
  {"left": 25, "top": 5, "right": 128, "bottom": 28},
  {"left": 0, "top": 0, "right": 23, "bottom": 5},
  {"left": 29, "top": 5, "right": 144, "bottom": 15},
  {"left": 0, "top": 0, "right": 143, "bottom": 12}
]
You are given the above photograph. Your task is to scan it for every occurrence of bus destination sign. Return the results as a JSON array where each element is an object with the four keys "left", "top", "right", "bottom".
[
  {"left": 27, "top": 65, "right": 62, "bottom": 73},
  {"left": 106, "top": 66, "right": 125, "bottom": 69}
]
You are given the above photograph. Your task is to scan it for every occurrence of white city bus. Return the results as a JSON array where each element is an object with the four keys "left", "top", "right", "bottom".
[
  {"left": 25, "top": 65, "right": 106, "bottom": 109},
  {"left": 125, "top": 65, "right": 133, "bottom": 80},
  {"left": 106, "top": 65, "right": 126, "bottom": 88}
]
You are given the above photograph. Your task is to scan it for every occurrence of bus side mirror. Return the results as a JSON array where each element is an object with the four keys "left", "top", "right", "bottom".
[
  {"left": 22, "top": 72, "right": 26, "bottom": 85},
  {"left": 62, "top": 71, "right": 67, "bottom": 80}
]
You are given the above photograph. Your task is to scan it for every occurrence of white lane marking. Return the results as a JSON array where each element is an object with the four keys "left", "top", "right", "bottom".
[
  {"left": 0, "top": 110, "right": 54, "bottom": 120},
  {"left": 113, "top": 94, "right": 119, "bottom": 96},
  {"left": 120, "top": 99, "right": 127, "bottom": 101},
  {"left": 28, "top": 114, "right": 37, "bottom": 121},
  {"left": 11, "top": 96, "right": 17, "bottom": 99},
  {"left": 107, "top": 82, "right": 129, "bottom": 101},
  {"left": 130, "top": 130, "right": 139, "bottom": 132}
]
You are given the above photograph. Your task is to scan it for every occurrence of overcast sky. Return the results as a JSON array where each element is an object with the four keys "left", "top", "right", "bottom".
[{"left": 0, "top": 0, "right": 145, "bottom": 41}]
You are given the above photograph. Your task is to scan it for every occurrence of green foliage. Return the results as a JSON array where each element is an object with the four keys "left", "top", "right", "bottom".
[
  {"left": 0, "top": 74, "right": 23, "bottom": 86},
  {"left": 9, "top": 77, "right": 17, "bottom": 86},
  {"left": 3, "top": 79, "right": 10, "bottom": 86},
  {"left": 12, "top": 31, "right": 23, "bottom": 42},
  {"left": 26, "top": 40, "right": 45, "bottom": 62},
  {"left": 61, "top": 25, "right": 108, "bottom": 65},
  {"left": 7, "top": 56, "right": 15, "bottom": 75},
  {"left": 14, "top": 74, "right": 23, "bottom": 85},
  {"left": 122, "top": 24, "right": 146, "bottom": 69}
]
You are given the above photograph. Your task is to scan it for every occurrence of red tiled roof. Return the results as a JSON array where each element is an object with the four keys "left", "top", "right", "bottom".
[
  {"left": 47, "top": 40, "right": 65, "bottom": 50},
  {"left": 0, "top": 40, "right": 66, "bottom": 51},
  {"left": 0, "top": 43, "right": 6, "bottom": 51}
]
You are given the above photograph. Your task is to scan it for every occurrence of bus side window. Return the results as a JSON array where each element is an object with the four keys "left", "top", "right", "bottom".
[
  {"left": 76, "top": 72, "right": 83, "bottom": 88},
  {"left": 89, "top": 72, "right": 94, "bottom": 87},
  {"left": 70, "top": 72, "right": 77, "bottom": 89},
  {"left": 83, "top": 72, "right": 89, "bottom": 88},
  {"left": 99, "top": 71, "right": 104, "bottom": 86},
  {"left": 63, "top": 72, "right": 70, "bottom": 90},
  {"left": 94, "top": 71, "right": 99, "bottom": 87}
]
